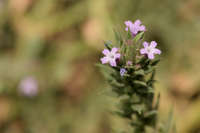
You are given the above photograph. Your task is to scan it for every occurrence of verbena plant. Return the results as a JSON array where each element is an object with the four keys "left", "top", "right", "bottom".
[{"left": 97, "top": 20, "right": 166, "bottom": 133}]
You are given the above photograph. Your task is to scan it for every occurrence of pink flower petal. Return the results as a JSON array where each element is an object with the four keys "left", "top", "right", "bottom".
[
  {"left": 154, "top": 48, "right": 161, "bottom": 54},
  {"left": 115, "top": 53, "right": 121, "bottom": 59},
  {"left": 101, "top": 57, "right": 109, "bottom": 64},
  {"left": 134, "top": 20, "right": 142, "bottom": 26},
  {"left": 125, "top": 21, "right": 134, "bottom": 33},
  {"left": 148, "top": 53, "right": 155, "bottom": 60},
  {"left": 110, "top": 60, "right": 117, "bottom": 67},
  {"left": 139, "top": 25, "right": 146, "bottom": 31},
  {"left": 140, "top": 48, "right": 147, "bottom": 54},
  {"left": 102, "top": 49, "right": 110, "bottom": 55},
  {"left": 132, "top": 28, "right": 138, "bottom": 35},
  {"left": 150, "top": 41, "right": 157, "bottom": 48},
  {"left": 125, "top": 21, "right": 133, "bottom": 27},
  {"left": 125, "top": 20, "right": 146, "bottom": 36},
  {"left": 143, "top": 42, "right": 149, "bottom": 48},
  {"left": 111, "top": 47, "right": 118, "bottom": 53}
]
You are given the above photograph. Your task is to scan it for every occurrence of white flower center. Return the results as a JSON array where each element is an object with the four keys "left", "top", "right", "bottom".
[
  {"left": 108, "top": 53, "right": 115, "bottom": 59},
  {"left": 146, "top": 47, "right": 152, "bottom": 53}
]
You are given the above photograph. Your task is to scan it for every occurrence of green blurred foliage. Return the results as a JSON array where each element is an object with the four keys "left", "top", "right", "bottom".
[{"left": 0, "top": 0, "right": 200, "bottom": 133}]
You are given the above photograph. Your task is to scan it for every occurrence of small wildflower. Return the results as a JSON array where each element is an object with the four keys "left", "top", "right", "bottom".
[
  {"left": 19, "top": 77, "right": 38, "bottom": 97},
  {"left": 125, "top": 20, "right": 146, "bottom": 36},
  {"left": 120, "top": 68, "right": 127, "bottom": 77},
  {"left": 140, "top": 41, "right": 161, "bottom": 60},
  {"left": 100, "top": 47, "right": 121, "bottom": 67},
  {"left": 126, "top": 61, "right": 133, "bottom": 66}
]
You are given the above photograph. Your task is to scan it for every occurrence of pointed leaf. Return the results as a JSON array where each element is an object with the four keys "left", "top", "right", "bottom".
[
  {"left": 163, "top": 108, "right": 174, "bottom": 133},
  {"left": 145, "top": 66, "right": 155, "bottom": 74},
  {"left": 131, "top": 104, "right": 145, "bottom": 114},
  {"left": 134, "top": 69, "right": 145, "bottom": 76},
  {"left": 133, "top": 80, "right": 147, "bottom": 87},
  {"left": 133, "top": 32, "right": 144, "bottom": 43},
  {"left": 151, "top": 58, "right": 160, "bottom": 66},
  {"left": 155, "top": 93, "right": 160, "bottom": 109},
  {"left": 144, "top": 110, "right": 157, "bottom": 118},
  {"left": 114, "top": 30, "right": 123, "bottom": 47},
  {"left": 148, "top": 87, "right": 154, "bottom": 93},
  {"left": 104, "top": 40, "right": 113, "bottom": 50}
]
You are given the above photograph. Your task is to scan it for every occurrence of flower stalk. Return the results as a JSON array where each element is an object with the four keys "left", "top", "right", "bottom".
[{"left": 98, "top": 20, "right": 162, "bottom": 133}]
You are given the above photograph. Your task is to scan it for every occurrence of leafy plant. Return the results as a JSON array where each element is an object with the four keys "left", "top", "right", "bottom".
[{"left": 98, "top": 20, "right": 164, "bottom": 133}]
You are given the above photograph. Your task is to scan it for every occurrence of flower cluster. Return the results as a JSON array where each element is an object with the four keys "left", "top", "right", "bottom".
[
  {"left": 100, "top": 19, "right": 161, "bottom": 70},
  {"left": 99, "top": 19, "right": 163, "bottom": 133}
]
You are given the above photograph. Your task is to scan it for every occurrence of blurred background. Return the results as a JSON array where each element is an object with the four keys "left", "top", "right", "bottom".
[{"left": 0, "top": 0, "right": 200, "bottom": 133}]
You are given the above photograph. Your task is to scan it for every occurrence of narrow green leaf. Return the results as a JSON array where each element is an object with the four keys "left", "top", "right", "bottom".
[
  {"left": 96, "top": 64, "right": 117, "bottom": 80},
  {"left": 134, "top": 69, "right": 145, "bottom": 76},
  {"left": 155, "top": 93, "right": 160, "bottom": 109},
  {"left": 110, "top": 80, "right": 125, "bottom": 87},
  {"left": 127, "top": 31, "right": 132, "bottom": 39},
  {"left": 147, "top": 87, "right": 154, "bottom": 93},
  {"left": 163, "top": 108, "right": 174, "bottom": 133},
  {"left": 133, "top": 80, "right": 147, "bottom": 87},
  {"left": 151, "top": 58, "right": 160, "bottom": 66},
  {"left": 145, "top": 66, "right": 155, "bottom": 74},
  {"left": 144, "top": 110, "right": 157, "bottom": 118},
  {"left": 133, "top": 32, "right": 144, "bottom": 43},
  {"left": 150, "top": 70, "right": 156, "bottom": 81},
  {"left": 136, "top": 56, "right": 147, "bottom": 64},
  {"left": 114, "top": 30, "right": 123, "bottom": 47},
  {"left": 131, "top": 104, "right": 145, "bottom": 114},
  {"left": 104, "top": 40, "right": 113, "bottom": 50}
]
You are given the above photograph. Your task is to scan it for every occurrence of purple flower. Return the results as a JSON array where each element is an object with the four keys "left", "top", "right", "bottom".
[
  {"left": 120, "top": 68, "right": 127, "bottom": 77},
  {"left": 125, "top": 20, "right": 146, "bottom": 36},
  {"left": 126, "top": 61, "right": 133, "bottom": 66},
  {"left": 140, "top": 41, "right": 161, "bottom": 60},
  {"left": 19, "top": 77, "right": 38, "bottom": 97},
  {"left": 100, "top": 47, "right": 121, "bottom": 67}
]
